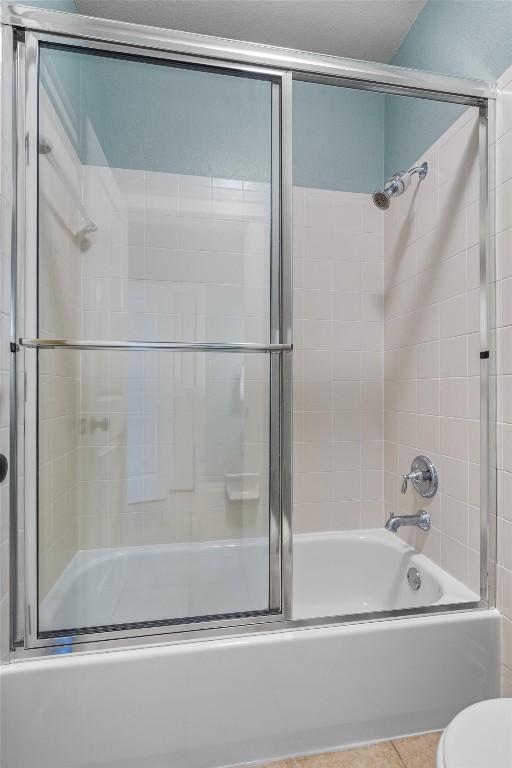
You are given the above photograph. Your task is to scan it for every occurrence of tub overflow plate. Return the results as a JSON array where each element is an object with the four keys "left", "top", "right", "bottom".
[{"left": 407, "top": 567, "right": 421, "bottom": 591}]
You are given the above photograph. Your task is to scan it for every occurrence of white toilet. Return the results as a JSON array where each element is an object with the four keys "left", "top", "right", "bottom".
[{"left": 436, "top": 699, "right": 512, "bottom": 767}]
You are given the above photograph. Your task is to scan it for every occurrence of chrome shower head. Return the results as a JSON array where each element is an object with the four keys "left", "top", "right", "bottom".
[
  {"left": 372, "top": 189, "right": 390, "bottom": 211},
  {"left": 372, "top": 161, "right": 428, "bottom": 211}
]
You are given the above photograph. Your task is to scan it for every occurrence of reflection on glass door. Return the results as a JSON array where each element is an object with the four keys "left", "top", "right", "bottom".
[{"left": 26, "top": 41, "right": 286, "bottom": 638}]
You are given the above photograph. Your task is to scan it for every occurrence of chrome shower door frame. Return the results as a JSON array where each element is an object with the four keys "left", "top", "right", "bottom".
[
  {"left": 12, "top": 23, "right": 294, "bottom": 651},
  {"left": 2, "top": 4, "right": 496, "bottom": 658}
]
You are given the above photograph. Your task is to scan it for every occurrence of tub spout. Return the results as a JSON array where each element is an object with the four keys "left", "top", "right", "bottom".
[{"left": 384, "top": 510, "right": 431, "bottom": 533}]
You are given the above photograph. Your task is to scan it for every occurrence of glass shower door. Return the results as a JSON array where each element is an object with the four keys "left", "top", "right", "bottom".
[{"left": 20, "top": 37, "right": 290, "bottom": 641}]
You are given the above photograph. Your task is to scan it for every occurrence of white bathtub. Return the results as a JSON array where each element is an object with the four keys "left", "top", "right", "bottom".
[
  {"left": 293, "top": 529, "right": 478, "bottom": 618},
  {"left": 1, "top": 530, "right": 499, "bottom": 768},
  {"left": 40, "top": 529, "right": 477, "bottom": 632},
  {"left": 39, "top": 537, "right": 270, "bottom": 632}
]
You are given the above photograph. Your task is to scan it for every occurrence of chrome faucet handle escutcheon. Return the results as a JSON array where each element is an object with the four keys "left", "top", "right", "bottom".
[{"left": 400, "top": 455, "right": 438, "bottom": 498}]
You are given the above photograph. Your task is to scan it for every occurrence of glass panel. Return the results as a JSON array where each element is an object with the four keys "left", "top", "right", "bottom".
[
  {"left": 292, "top": 81, "right": 481, "bottom": 620},
  {"left": 38, "top": 46, "right": 271, "bottom": 345},
  {"left": 38, "top": 350, "right": 271, "bottom": 633},
  {"left": 36, "top": 44, "right": 276, "bottom": 635}
]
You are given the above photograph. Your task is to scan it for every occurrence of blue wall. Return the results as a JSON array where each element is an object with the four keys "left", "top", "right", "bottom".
[
  {"left": 44, "top": 45, "right": 385, "bottom": 191},
  {"left": 293, "top": 81, "right": 384, "bottom": 192},
  {"left": 80, "top": 53, "right": 273, "bottom": 182},
  {"left": 29, "top": 0, "right": 512, "bottom": 192},
  {"left": 81, "top": 57, "right": 385, "bottom": 190},
  {"left": 385, "top": 0, "right": 512, "bottom": 177},
  {"left": 384, "top": 95, "right": 464, "bottom": 179},
  {"left": 40, "top": 47, "right": 81, "bottom": 151},
  {"left": 75, "top": 0, "right": 512, "bottom": 190},
  {"left": 32, "top": 0, "right": 386, "bottom": 192},
  {"left": 393, "top": 0, "right": 512, "bottom": 82}
]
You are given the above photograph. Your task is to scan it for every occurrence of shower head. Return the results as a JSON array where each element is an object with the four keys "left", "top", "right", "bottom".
[
  {"left": 372, "top": 161, "right": 428, "bottom": 211},
  {"left": 372, "top": 190, "right": 391, "bottom": 211}
]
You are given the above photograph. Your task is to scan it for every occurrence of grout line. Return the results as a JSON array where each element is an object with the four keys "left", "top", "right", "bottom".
[{"left": 391, "top": 741, "right": 408, "bottom": 768}]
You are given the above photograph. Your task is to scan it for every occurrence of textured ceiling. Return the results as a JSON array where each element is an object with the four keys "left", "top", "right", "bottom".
[{"left": 74, "top": 0, "right": 427, "bottom": 63}]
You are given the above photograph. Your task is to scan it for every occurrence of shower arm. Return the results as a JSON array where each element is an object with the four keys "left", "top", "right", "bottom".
[
  {"left": 384, "top": 161, "right": 428, "bottom": 197},
  {"left": 408, "top": 162, "right": 429, "bottom": 179}
]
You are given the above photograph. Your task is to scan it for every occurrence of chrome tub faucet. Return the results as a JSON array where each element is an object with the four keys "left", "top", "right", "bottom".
[{"left": 384, "top": 509, "right": 431, "bottom": 533}]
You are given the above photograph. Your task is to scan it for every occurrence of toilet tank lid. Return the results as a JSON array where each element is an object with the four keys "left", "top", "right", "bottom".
[{"left": 443, "top": 698, "right": 512, "bottom": 768}]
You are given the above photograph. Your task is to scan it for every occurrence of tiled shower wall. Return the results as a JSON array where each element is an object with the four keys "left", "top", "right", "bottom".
[
  {"left": 383, "top": 108, "right": 481, "bottom": 593},
  {"left": 495, "top": 64, "right": 512, "bottom": 695},
  {"left": 292, "top": 106, "right": 482, "bottom": 602},
  {"left": 292, "top": 188, "right": 385, "bottom": 532},
  {"left": 49, "top": 151, "right": 390, "bottom": 555},
  {"left": 76, "top": 164, "right": 271, "bottom": 550},
  {"left": 55, "top": 112, "right": 482, "bottom": 602}
]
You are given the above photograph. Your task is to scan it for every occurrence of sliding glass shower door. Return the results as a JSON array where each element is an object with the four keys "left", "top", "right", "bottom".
[{"left": 19, "top": 36, "right": 291, "bottom": 642}]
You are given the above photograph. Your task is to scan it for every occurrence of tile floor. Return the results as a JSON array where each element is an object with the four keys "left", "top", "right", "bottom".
[{"left": 251, "top": 732, "right": 441, "bottom": 768}]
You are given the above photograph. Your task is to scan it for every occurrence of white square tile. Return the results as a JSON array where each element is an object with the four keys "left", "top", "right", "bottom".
[
  {"left": 497, "top": 128, "right": 512, "bottom": 187},
  {"left": 332, "top": 350, "right": 361, "bottom": 381},
  {"left": 440, "top": 294, "right": 467, "bottom": 339},
  {"left": 362, "top": 194, "right": 384, "bottom": 234},
  {"left": 417, "top": 341, "right": 439, "bottom": 379},
  {"left": 440, "top": 416, "right": 468, "bottom": 461},
  {"left": 502, "top": 277, "right": 512, "bottom": 327},
  {"left": 442, "top": 494, "right": 469, "bottom": 545},
  {"left": 442, "top": 456, "right": 469, "bottom": 503},
  {"left": 362, "top": 262, "right": 384, "bottom": 293},
  {"left": 332, "top": 260, "right": 361, "bottom": 291},
  {"left": 438, "top": 182, "right": 466, "bottom": 260},
  {"left": 332, "top": 292, "right": 361, "bottom": 322},
  {"left": 498, "top": 178, "right": 512, "bottom": 233},
  {"left": 417, "top": 414, "right": 440, "bottom": 453},
  {"left": 303, "top": 258, "right": 332, "bottom": 290},
  {"left": 439, "top": 121, "right": 468, "bottom": 184},
  {"left": 362, "top": 469, "right": 382, "bottom": 500},
  {"left": 440, "top": 336, "right": 468, "bottom": 378},
  {"left": 333, "top": 381, "right": 361, "bottom": 411},
  {"left": 417, "top": 378, "right": 440, "bottom": 416},
  {"left": 362, "top": 440, "right": 383, "bottom": 470},
  {"left": 332, "top": 470, "right": 361, "bottom": 502},
  {"left": 302, "top": 319, "right": 331, "bottom": 350},
  {"left": 440, "top": 378, "right": 468, "bottom": 419},
  {"left": 304, "top": 189, "right": 332, "bottom": 229},
  {"left": 332, "top": 441, "right": 361, "bottom": 471},
  {"left": 331, "top": 191, "right": 362, "bottom": 232},
  {"left": 334, "top": 410, "right": 361, "bottom": 442}
]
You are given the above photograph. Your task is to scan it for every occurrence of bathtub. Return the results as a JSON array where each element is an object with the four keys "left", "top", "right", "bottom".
[
  {"left": 293, "top": 529, "right": 478, "bottom": 618},
  {"left": 40, "top": 528, "right": 477, "bottom": 631},
  {"left": 1, "top": 530, "right": 499, "bottom": 768}
]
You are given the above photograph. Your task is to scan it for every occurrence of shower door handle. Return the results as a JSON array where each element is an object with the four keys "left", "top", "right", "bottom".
[{"left": 19, "top": 339, "right": 293, "bottom": 353}]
